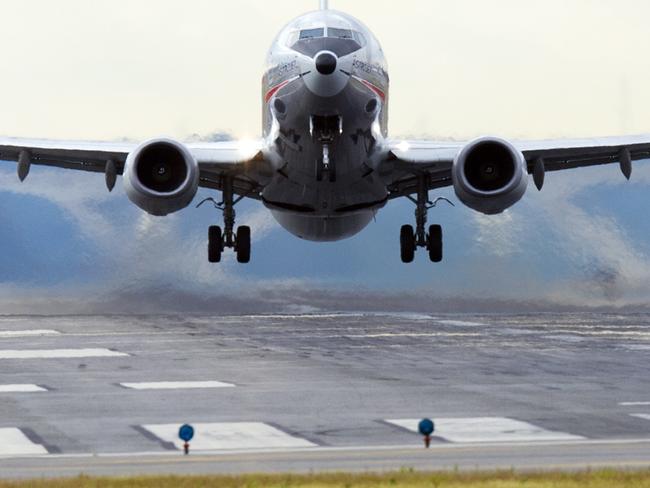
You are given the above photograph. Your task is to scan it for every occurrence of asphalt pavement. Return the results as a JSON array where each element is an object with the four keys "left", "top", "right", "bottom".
[{"left": 1, "top": 313, "right": 649, "bottom": 478}]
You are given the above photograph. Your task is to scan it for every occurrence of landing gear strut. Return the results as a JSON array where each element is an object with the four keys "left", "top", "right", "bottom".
[
  {"left": 400, "top": 176, "right": 453, "bottom": 263},
  {"left": 311, "top": 114, "right": 341, "bottom": 183},
  {"left": 197, "top": 177, "right": 251, "bottom": 264}
]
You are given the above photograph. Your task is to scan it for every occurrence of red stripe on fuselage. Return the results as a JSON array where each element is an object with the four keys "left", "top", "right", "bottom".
[
  {"left": 359, "top": 79, "right": 386, "bottom": 101},
  {"left": 265, "top": 79, "right": 292, "bottom": 103}
]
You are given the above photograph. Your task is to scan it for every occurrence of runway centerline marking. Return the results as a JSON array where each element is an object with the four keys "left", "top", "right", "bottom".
[
  {"left": 0, "top": 330, "right": 60, "bottom": 338},
  {"left": 0, "top": 428, "right": 48, "bottom": 456},
  {"left": 0, "top": 348, "right": 128, "bottom": 359},
  {"left": 385, "top": 417, "right": 585, "bottom": 443},
  {"left": 621, "top": 402, "right": 650, "bottom": 406},
  {"left": 630, "top": 413, "right": 650, "bottom": 420},
  {"left": 0, "top": 384, "right": 47, "bottom": 393},
  {"left": 120, "top": 381, "right": 235, "bottom": 390},
  {"left": 141, "top": 422, "right": 316, "bottom": 451}
]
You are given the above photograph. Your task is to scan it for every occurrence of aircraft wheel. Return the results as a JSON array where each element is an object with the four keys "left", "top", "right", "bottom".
[
  {"left": 428, "top": 224, "right": 443, "bottom": 263},
  {"left": 400, "top": 225, "right": 416, "bottom": 263},
  {"left": 208, "top": 225, "right": 222, "bottom": 263},
  {"left": 236, "top": 226, "right": 251, "bottom": 264}
]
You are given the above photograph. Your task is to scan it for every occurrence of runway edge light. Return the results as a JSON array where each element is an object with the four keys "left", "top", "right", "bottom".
[
  {"left": 178, "top": 424, "right": 194, "bottom": 455},
  {"left": 418, "top": 418, "right": 435, "bottom": 448}
]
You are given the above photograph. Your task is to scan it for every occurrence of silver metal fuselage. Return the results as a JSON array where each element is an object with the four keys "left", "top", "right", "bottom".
[{"left": 261, "top": 9, "right": 390, "bottom": 241}]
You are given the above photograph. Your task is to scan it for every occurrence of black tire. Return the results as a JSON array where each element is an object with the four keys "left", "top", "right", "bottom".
[
  {"left": 400, "top": 225, "right": 415, "bottom": 263},
  {"left": 236, "top": 226, "right": 251, "bottom": 264},
  {"left": 208, "top": 226, "right": 222, "bottom": 263},
  {"left": 428, "top": 224, "right": 443, "bottom": 263}
]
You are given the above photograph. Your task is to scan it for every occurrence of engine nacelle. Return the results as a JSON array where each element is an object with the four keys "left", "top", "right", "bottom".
[
  {"left": 123, "top": 138, "right": 199, "bottom": 216},
  {"left": 452, "top": 137, "right": 528, "bottom": 215}
]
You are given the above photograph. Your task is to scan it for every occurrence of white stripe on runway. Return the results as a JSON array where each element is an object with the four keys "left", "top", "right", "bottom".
[
  {"left": 386, "top": 417, "right": 584, "bottom": 443},
  {"left": 120, "top": 381, "right": 235, "bottom": 390},
  {"left": 0, "top": 428, "right": 48, "bottom": 456},
  {"left": 142, "top": 422, "right": 316, "bottom": 450},
  {"left": 621, "top": 402, "right": 650, "bottom": 406},
  {"left": 0, "top": 330, "right": 60, "bottom": 338},
  {"left": 631, "top": 414, "right": 650, "bottom": 421},
  {"left": 0, "top": 384, "right": 47, "bottom": 393},
  {"left": 0, "top": 348, "right": 128, "bottom": 359},
  {"left": 437, "top": 320, "right": 485, "bottom": 327}
]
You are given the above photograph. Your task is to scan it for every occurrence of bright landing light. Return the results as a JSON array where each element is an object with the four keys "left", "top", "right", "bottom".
[
  {"left": 396, "top": 141, "right": 411, "bottom": 152},
  {"left": 236, "top": 138, "right": 262, "bottom": 159}
]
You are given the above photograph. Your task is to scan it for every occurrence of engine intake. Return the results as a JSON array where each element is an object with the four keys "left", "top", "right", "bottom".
[
  {"left": 123, "top": 138, "right": 199, "bottom": 216},
  {"left": 452, "top": 137, "right": 528, "bottom": 215}
]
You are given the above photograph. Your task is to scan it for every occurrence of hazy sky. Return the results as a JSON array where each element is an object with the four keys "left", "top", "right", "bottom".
[
  {"left": 2, "top": 0, "right": 650, "bottom": 140},
  {"left": 1, "top": 1, "right": 650, "bottom": 312}
]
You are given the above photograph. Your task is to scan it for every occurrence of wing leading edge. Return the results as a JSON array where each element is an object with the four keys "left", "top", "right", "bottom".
[
  {"left": 0, "top": 136, "right": 269, "bottom": 198},
  {"left": 2, "top": 133, "right": 648, "bottom": 201},
  {"left": 383, "top": 134, "right": 650, "bottom": 197}
]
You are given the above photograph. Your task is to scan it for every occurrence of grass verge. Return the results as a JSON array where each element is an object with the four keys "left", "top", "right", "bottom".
[{"left": 2, "top": 469, "right": 650, "bottom": 488}]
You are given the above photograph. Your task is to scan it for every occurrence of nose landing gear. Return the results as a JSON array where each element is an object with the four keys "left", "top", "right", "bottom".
[
  {"left": 400, "top": 177, "right": 453, "bottom": 263},
  {"left": 198, "top": 177, "right": 251, "bottom": 264},
  {"left": 311, "top": 115, "right": 342, "bottom": 183}
]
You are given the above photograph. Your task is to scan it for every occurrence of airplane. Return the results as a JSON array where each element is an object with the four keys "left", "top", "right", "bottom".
[{"left": 0, "top": 0, "right": 647, "bottom": 264}]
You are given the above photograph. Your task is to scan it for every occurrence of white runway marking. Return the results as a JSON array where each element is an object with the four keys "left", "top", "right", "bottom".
[
  {"left": 621, "top": 402, "right": 650, "bottom": 406},
  {"left": 0, "top": 384, "right": 47, "bottom": 393},
  {"left": 0, "top": 428, "right": 48, "bottom": 456},
  {"left": 437, "top": 320, "right": 485, "bottom": 327},
  {"left": 0, "top": 330, "right": 60, "bottom": 338},
  {"left": 142, "top": 422, "right": 316, "bottom": 451},
  {"left": 630, "top": 414, "right": 650, "bottom": 421},
  {"left": 386, "top": 417, "right": 584, "bottom": 443},
  {"left": 0, "top": 348, "right": 128, "bottom": 359},
  {"left": 344, "top": 333, "right": 480, "bottom": 339},
  {"left": 120, "top": 381, "right": 235, "bottom": 390}
]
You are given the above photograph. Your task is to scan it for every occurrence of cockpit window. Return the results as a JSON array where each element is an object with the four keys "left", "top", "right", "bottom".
[
  {"left": 299, "top": 28, "right": 325, "bottom": 40},
  {"left": 328, "top": 27, "right": 354, "bottom": 40},
  {"left": 288, "top": 26, "right": 366, "bottom": 58},
  {"left": 353, "top": 31, "right": 367, "bottom": 46}
]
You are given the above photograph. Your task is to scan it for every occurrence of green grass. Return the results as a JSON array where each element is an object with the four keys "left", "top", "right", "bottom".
[{"left": 3, "top": 470, "right": 650, "bottom": 488}]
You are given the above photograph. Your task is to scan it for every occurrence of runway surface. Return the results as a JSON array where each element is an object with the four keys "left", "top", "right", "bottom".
[{"left": 1, "top": 313, "right": 650, "bottom": 478}]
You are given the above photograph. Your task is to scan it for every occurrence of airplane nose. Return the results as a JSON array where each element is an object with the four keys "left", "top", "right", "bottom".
[{"left": 315, "top": 52, "right": 337, "bottom": 75}]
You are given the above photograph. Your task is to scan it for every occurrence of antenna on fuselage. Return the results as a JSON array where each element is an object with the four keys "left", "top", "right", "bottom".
[{"left": 320, "top": 0, "right": 329, "bottom": 10}]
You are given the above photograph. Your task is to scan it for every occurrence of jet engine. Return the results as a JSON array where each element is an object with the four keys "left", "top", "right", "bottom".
[
  {"left": 123, "top": 138, "right": 199, "bottom": 216},
  {"left": 452, "top": 137, "right": 528, "bottom": 215}
]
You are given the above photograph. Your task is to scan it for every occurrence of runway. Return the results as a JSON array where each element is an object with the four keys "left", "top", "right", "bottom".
[{"left": 1, "top": 313, "right": 650, "bottom": 478}]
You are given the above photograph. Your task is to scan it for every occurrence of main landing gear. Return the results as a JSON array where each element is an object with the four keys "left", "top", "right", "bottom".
[
  {"left": 197, "top": 177, "right": 251, "bottom": 264},
  {"left": 400, "top": 177, "right": 453, "bottom": 264}
]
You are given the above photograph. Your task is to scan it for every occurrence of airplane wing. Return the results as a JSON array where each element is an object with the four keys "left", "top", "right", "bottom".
[
  {"left": 0, "top": 136, "right": 269, "bottom": 199},
  {"left": 383, "top": 140, "right": 460, "bottom": 198},
  {"left": 384, "top": 134, "right": 650, "bottom": 198}
]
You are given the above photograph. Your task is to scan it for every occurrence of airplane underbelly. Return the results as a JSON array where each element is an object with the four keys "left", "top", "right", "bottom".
[
  {"left": 261, "top": 79, "right": 387, "bottom": 241},
  {"left": 263, "top": 177, "right": 387, "bottom": 241},
  {"left": 270, "top": 209, "right": 375, "bottom": 242}
]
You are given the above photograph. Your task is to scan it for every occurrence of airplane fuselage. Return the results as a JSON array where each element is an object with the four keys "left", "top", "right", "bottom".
[{"left": 260, "top": 9, "right": 390, "bottom": 241}]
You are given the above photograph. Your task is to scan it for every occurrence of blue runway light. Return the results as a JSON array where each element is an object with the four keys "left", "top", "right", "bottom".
[
  {"left": 419, "top": 418, "right": 435, "bottom": 448},
  {"left": 179, "top": 424, "right": 195, "bottom": 442},
  {"left": 418, "top": 418, "right": 435, "bottom": 436},
  {"left": 179, "top": 424, "right": 194, "bottom": 455}
]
